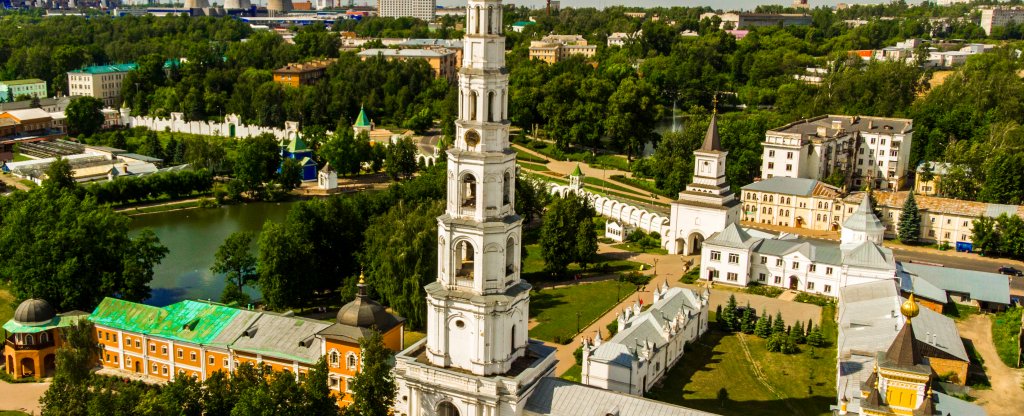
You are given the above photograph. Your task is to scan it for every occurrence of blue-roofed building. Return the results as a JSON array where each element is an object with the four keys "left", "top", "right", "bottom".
[
  {"left": 580, "top": 283, "right": 710, "bottom": 396},
  {"left": 280, "top": 134, "right": 317, "bottom": 181},
  {"left": 898, "top": 262, "right": 1011, "bottom": 312}
]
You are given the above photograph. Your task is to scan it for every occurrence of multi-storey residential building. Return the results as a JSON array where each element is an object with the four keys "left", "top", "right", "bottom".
[
  {"left": 913, "top": 161, "right": 956, "bottom": 196},
  {"left": 528, "top": 35, "right": 597, "bottom": 64},
  {"left": 741, "top": 177, "right": 843, "bottom": 230},
  {"left": 700, "top": 197, "right": 896, "bottom": 297},
  {"left": 397, "top": 38, "right": 464, "bottom": 69},
  {"left": 357, "top": 48, "right": 458, "bottom": 82},
  {"left": 378, "top": 0, "right": 436, "bottom": 21},
  {"left": 841, "top": 191, "right": 1024, "bottom": 251},
  {"left": 761, "top": 115, "right": 913, "bottom": 191},
  {"left": 67, "top": 63, "right": 138, "bottom": 107},
  {"left": 0, "top": 79, "right": 48, "bottom": 102},
  {"left": 700, "top": 12, "right": 812, "bottom": 29},
  {"left": 88, "top": 279, "right": 404, "bottom": 407},
  {"left": 979, "top": 6, "right": 1024, "bottom": 36},
  {"left": 272, "top": 59, "right": 335, "bottom": 87},
  {"left": 580, "top": 283, "right": 709, "bottom": 396}
]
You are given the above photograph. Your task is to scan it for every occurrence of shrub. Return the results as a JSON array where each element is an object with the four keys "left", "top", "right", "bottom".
[
  {"left": 574, "top": 347, "right": 583, "bottom": 365},
  {"left": 745, "top": 283, "right": 784, "bottom": 298},
  {"left": 606, "top": 320, "right": 618, "bottom": 337},
  {"left": 620, "top": 270, "right": 651, "bottom": 286},
  {"left": 680, "top": 268, "right": 700, "bottom": 284},
  {"left": 794, "top": 293, "right": 833, "bottom": 307}
]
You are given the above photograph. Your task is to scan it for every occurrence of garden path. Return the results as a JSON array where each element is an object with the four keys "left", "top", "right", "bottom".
[{"left": 957, "top": 314, "right": 1024, "bottom": 416}]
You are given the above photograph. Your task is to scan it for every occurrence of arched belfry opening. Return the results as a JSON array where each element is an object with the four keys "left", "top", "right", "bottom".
[
  {"left": 455, "top": 240, "right": 475, "bottom": 280},
  {"left": 460, "top": 173, "right": 477, "bottom": 209},
  {"left": 502, "top": 172, "right": 511, "bottom": 205}
]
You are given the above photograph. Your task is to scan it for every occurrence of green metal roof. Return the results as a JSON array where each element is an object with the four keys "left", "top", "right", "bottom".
[
  {"left": 3, "top": 313, "right": 86, "bottom": 334},
  {"left": 89, "top": 298, "right": 241, "bottom": 345},
  {"left": 0, "top": 79, "right": 46, "bottom": 86},
  {"left": 571, "top": 164, "right": 583, "bottom": 176},
  {"left": 354, "top": 106, "right": 371, "bottom": 127},
  {"left": 287, "top": 135, "right": 309, "bottom": 153},
  {"left": 512, "top": 21, "right": 535, "bottom": 27},
  {"left": 69, "top": 63, "right": 138, "bottom": 75}
]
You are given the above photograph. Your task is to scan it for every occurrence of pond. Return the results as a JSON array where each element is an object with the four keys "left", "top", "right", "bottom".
[{"left": 128, "top": 202, "right": 297, "bottom": 306}]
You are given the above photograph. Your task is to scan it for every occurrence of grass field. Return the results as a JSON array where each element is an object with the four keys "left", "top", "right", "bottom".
[
  {"left": 0, "top": 282, "right": 15, "bottom": 328},
  {"left": 529, "top": 280, "right": 637, "bottom": 344},
  {"left": 942, "top": 303, "right": 980, "bottom": 321},
  {"left": 583, "top": 177, "right": 648, "bottom": 198},
  {"left": 0, "top": 411, "right": 31, "bottom": 416},
  {"left": 404, "top": 330, "right": 426, "bottom": 350},
  {"left": 611, "top": 242, "right": 669, "bottom": 255},
  {"left": 991, "top": 307, "right": 1023, "bottom": 368},
  {"left": 520, "top": 240, "right": 648, "bottom": 282},
  {"left": 517, "top": 161, "right": 550, "bottom": 172},
  {"left": 561, "top": 364, "right": 582, "bottom": 382},
  {"left": 647, "top": 307, "right": 838, "bottom": 416},
  {"left": 609, "top": 175, "right": 670, "bottom": 197},
  {"left": 12, "top": 152, "right": 32, "bottom": 162}
]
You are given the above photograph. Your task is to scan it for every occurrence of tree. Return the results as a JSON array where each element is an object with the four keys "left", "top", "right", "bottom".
[
  {"left": 898, "top": 191, "right": 921, "bottom": 244},
  {"left": 604, "top": 77, "right": 661, "bottom": 161},
  {"left": 348, "top": 330, "right": 395, "bottom": 416},
  {"left": 278, "top": 158, "right": 303, "bottom": 191},
  {"left": 40, "top": 320, "right": 100, "bottom": 416},
  {"left": 42, "top": 157, "right": 76, "bottom": 191},
  {"left": 137, "top": 131, "right": 165, "bottom": 161},
  {"left": 234, "top": 134, "right": 281, "bottom": 199},
  {"left": 257, "top": 221, "right": 312, "bottom": 310},
  {"left": 384, "top": 137, "right": 418, "bottom": 180},
  {"left": 575, "top": 217, "right": 598, "bottom": 270},
  {"left": 721, "top": 295, "right": 738, "bottom": 332},
  {"left": 540, "top": 195, "right": 596, "bottom": 276},
  {"left": 741, "top": 305, "right": 755, "bottom": 334},
  {"left": 791, "top": 320, "right": 806, "bottom": 344},
  {"left": 212, "top": 231, "right": 258, "bottom": 294},
  {"left": 918, "top": 162, "right": 934, "bottom": 183},
  {"left": 65, "top": 96, "right": 104, "bottom": 136},
  {"left": 971, "top": 216, "right": 1000, "bottom": 255},
  {"left": 515, "top": 175, "right": 550, "bottom": 224},
  {"left": 771, "top": 311, "right": 786, "bottom": 335},
  {"left": 300, "top": 358, "right": 339, "bottom": 415},
  {"left": 0, "top": 188, "right": 167, "bottom": 311},
  {"left": 807, "top": 324, "right": 825, "bottom": 347},
  {"left": 754, "top": 307, "right": 770, "bottom": 338}
]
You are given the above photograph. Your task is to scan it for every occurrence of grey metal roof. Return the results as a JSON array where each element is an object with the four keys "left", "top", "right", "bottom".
[
  {"left": 706, "top": 223, "right": 758, "bottom": 249},
  {"left": 752, "top": 238, "right": 847, "bottom": 266},
  {"left": 841, "top": 242, "right": 895, "bottom": 269},
  {"left": 524, "top": 377, "right": 719, "bottom": 416},
  {"left": 933, "top": 391, "right": 986, "bottom": 416},
  {"left": 842, "top": 196, "right": 885, "bottom": 234},
  {"left": 898, "top": 262, "right": 1010, "bottom": 305},
  {"left": 119, "top": 153, "right": 164, "bottom": 163},
  {"left": 591, "top": 288, "right": 702, "bottom": 368},
  {"left": 741, "top": 177, "right": 819, "bottom": 196},
  {"left": 898, "top": 273, "right": 946, "bottom": 303},
  {"left": 358, "top": 48, "right": 451, "bottom": 58},
  {"left": 229, "top": 312, "right": 332, "bottom": 364},
  {"left": 208, "top": 309, "right": 262, "bottom": 349},
  {"left": 985, "top": 203, "right": 1019, "bottom": 218}
]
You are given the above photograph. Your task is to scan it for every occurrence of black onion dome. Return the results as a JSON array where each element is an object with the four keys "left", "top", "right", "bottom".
[{"left": 14, "top": 298, "right": 56, "bottom": 325}]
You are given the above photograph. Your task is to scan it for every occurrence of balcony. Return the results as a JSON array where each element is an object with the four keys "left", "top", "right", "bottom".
[{"left": 6, "top": 338, "right": 54, "bottom": 351}]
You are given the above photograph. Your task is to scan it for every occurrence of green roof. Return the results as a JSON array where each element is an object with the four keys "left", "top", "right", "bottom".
[
  {"left": 69, "top": 63, "right": 138, "bottom": 75},
  {"left": 354, "top": 106, "right": 371, "bottom": 127},
  {"left": 1, "top": 79, "right": 46, "bottom": 86},
  {"left": 512, "top": 21, "right": 535, "bottom": 27},
  {"left": 287, "top": 135, "right": 309, "bottom": 153},
  {"left": 571, "top": 164, "right": 583, "bottom": 176},
  {"left": 3, "top": 313, "right": 87, "bottom": 334},
  {"left": 89, "top": 298, "right": 241, "bottom": 345}
]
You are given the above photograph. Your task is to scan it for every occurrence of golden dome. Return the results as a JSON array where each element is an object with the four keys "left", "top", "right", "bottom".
[{"left": 901, "top": 293, "right": 920, "bottom": 321}]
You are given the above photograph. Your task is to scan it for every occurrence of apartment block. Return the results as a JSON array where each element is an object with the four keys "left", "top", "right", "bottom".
[
  {"left": 0, "top": 79, "right": 47, "bottom": 102},
  {"left": 357, "top": 48, "right": 458, "bottom": 82},
  {"left": 528, "top": 35, "right": 597, "bottom": 64},
  {"left": 67, "top": 63, "right": 138, "bottom": 107},
  {"left": 979, "top": 6, "right": 1024, "bottom": 36},
  {"left": 272, "top": 59, "right": 336, "bottom": 87},
  {"left": 378, "top": 0, "right": 436, "bottom": 21}
]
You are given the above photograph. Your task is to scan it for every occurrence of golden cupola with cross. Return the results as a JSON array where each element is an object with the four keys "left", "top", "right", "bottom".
[{"left": 858, "top": 293, "right": 940, "bottom": 416}]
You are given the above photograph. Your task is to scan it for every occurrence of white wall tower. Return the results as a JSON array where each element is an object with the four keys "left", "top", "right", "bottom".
[{"left": 391, "top": 0, "right": 557, "bottom": 414}]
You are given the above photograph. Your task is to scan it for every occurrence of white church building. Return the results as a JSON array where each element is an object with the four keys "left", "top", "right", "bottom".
[
  {"left": 665, "top": 113, "right": 742, "bottom": 255},
  {"left": 580, "top": 282, "right": 710, "bottom": 396},
  {"left": 389, "top": 1, "right": 716, "bottom": 415},
  {"left": 699, "top": 196, "right": 896, "bottom": 297}
]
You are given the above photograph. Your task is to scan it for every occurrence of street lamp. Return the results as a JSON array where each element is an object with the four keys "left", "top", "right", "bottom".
[{"left": 576, "top": 311, "right": 582, "bottom": 334}]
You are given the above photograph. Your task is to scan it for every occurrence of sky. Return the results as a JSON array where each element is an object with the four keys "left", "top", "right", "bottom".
[{"left": 434, "top": 0, "right": 887, "bottom": 12}]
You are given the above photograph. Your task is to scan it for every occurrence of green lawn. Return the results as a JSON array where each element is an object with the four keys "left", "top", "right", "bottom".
[
  {"left": 647, "top": 323, "right": 837, "bottom": 415},
  {"left": 991, "top": 307, "right": 1022, "bottom": 368},
  {"left": 583, "top": 177, "right": 647, "bottom": 198},
  {"left": 517, "top": 161, "right": 549, "bottom": 172},
  {"left": 609, "top": 175, "right": 670, "bottom": 197},
  {"left": 404, "top": 330, "right": 426, "bottom": 350},
  {"left": 521, "top": 240, "right": 648, "bottom": 282},
  {"left": 942, "top": 303, "right": 981, "bottom": 321},
  {"left": 560, "top": 364, "right": 582, "bottom": 382},
  {"left": 0, "top": 411, "right": 31, "bottom": 416},
  {"left": 0, "top": 281, "right": 15, "bottom": 328},
  {"left": 514, "top": 151, "right": 549, "bottom": 164},
  {"left": 529, "top": 280, "right": 637, "bottom": 344},
  {"left": 611, "top": 242, "right": 668, "bottom": 255},
  {"left": 12, "top": 152, "right": 32, "bottom": 162}
]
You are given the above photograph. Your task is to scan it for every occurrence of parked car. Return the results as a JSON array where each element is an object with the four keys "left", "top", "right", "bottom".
[{"left": 997, "top": 266, "right": 1023, "bottom": 276}]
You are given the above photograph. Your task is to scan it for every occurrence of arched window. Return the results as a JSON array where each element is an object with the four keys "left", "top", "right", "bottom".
[
  {"left": 505, "top": 237, "right": 515, "bottom": 275},
  {"left": 346, "top": 353, "right": 358, "bottom": 370},
  {"left": 502, "top": 172, "right": 511, "bottom": 205},
  {"left": 329, "top": 350, "right": 340, "bottom": 368},
  {"left": 25, "top": 334, "right": 34, "bottom": 345},
  {"left": 488, "top": 91, "right": 496, "bottom": 122},
  {"left": 456, "top": 240, "right": 475, "bottom": 278},
  {"left": 40, "top": 332, "right": 48, "bottom": 344},
  {"left": 461, "top": 173, "right": 477, "bottom": 208},
  {"left": 438, "top": 402, "right": 460, "bottom": 416},
  {"left": 486, "top": 6, "right": 493, "bottom": 35},
  {"left": 510, "top": 325, "right": 516, "bottom": 355},
  {"left": 469, "top": 91, "right": 478, "bottom": 121}
]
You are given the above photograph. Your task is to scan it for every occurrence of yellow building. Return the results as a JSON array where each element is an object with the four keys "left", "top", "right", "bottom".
[
  {"left": 3, "top": 299, "right": 88, "bottom": 379},
  {"left": 357, "top": 48, "right": 458, "bottom": 83},
  {"left": 528, "top": 35, "right": 598, "bottom": 64},
  {"left": 272, "top": 59, "right": 336, "bottom": 88},
  {"left": 740, "top": 177, "right": 844, "bottom": 230},
  {"left": 913, "top": 162, "right": 956, "bottom": 197}
]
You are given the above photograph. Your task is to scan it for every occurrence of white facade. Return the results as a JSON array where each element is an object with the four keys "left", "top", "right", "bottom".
[
  {"left": 581, "top": 283, "right": 709, "bottom": 395},
  {"left": 699, "top": 197, "right": 894, "bottom": 297},
  {"left": 67, "top": 65, "right": 136, "bottom": 108},
  {"left": 666, "top": 114, "right": 742, "bottom": 255},
  {"left": 761, "top": 115, "right": 913, "bottom": 191},
  {"left": 378, "top": 0, "right": 437, "bottom": 21},
  {"left": 391, "top": 0, "right": 556, "bottom": 413},
  {"left": 980, "top": 7, "right": 1024, "bottom": 36}
]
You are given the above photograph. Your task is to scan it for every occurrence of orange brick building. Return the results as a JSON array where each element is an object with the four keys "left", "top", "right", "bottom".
[
  {"left": 272, "top": 59, "right": 336, "bottom": 88},
  {"left": 3, "top": 299, "right": 88, "bottom": 379}
]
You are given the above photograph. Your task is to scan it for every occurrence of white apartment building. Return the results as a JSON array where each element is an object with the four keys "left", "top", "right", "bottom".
[
  {"left": 699, "top": 197, "right": 896, "bottom": 297},
  {"left": 378, "top": 0, "right": 436, "bottom": 21},
  {"left": 741, "top": 177, "right": 844, "bottom": 231},
  {"left": 580, "top": 283, "right": 709, "bottom": 396},
  {"left": 761, "top": 115, "right": 913, "bottom": 191},
  {"left": 979, "top": 6, "right": 1024, "bottom": 36},
  {"left": 67, "top": 63, "right": 138, "bottom": 108}
]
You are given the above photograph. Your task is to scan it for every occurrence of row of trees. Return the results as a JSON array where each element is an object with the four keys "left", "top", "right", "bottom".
[
  {"left": 718, "top": 295, "right": 826, "bottom": 354},
  {"left": 971, "top": 213, "right": 1024, "bottom": 259},
  {"left": 539, "top": 194, "right": 599, "bottom": 276},
  {"left": 83, "top": 169, "right": 214, "bottom": 205},
  {"left": 39, "top": 320, "right": 396, "bottom": 416}
]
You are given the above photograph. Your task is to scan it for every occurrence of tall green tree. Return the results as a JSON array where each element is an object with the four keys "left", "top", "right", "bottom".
[
  {"left": 576, "top": 217, "right": 598, "bottom": 270},
  {"left": 65, "top": 96, "right": 104, "bottom": 136},
  {"left": 539, "top": 194, "right": 596, "bottom": 276},
  {"left": 279, "top": 158, "right": 303, "bottom": 191},
  {"left": 42, "top": 157, "right": 76, "bottom": 191},
  {"left": 348, "top": 330, "right": 396, "bottom": 416},
  {"left": 257, "top": 221, "right": 312, "bottom": 310},
  {"left": 385, "top": 137, "right": 419, "bottom": 181},
  {"left": 40, "top": 320, "right": 100, "bottom": 416},
  {"left": 897, "top": 191, "right": 921, "bottom": 244},
  {"left": 212, "top": 231, "right": 257, "bottom": 301},
  {"left": 234, "top": 134, "right": 282, "bottom": 199}
]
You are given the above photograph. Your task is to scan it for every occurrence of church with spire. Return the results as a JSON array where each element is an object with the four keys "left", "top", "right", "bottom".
[{"left": 666, "top": 107, "right": 742, "bottom": 255}]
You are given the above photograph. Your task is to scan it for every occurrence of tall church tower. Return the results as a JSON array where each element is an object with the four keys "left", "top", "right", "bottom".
[
  {"left": 666, "top": 108, "right": 742, "bottom": 255},
  {"left": 391, "top": 0, "right": 556, "bottom": 414}
]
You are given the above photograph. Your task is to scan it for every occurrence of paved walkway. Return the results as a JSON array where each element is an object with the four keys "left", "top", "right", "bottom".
[
  {"left": 0, "top": 380, "right": 48, "bottom": 414},
  {"left": 0, "top": 173, "right": 32, "bottom": 192},
  {"left": 956, "top": 314, "right": 1024, "bottom": 416},
  {"left": 544, "top": 245, "right": 822, "bottom": 376}
]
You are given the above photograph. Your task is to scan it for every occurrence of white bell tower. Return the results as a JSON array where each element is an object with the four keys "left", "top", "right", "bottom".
[{"left": 426, "top": 0, "right": 528, "bottom": 376}]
